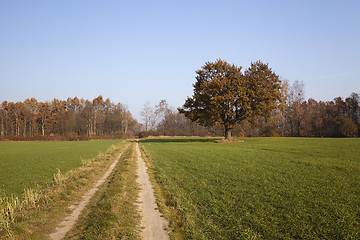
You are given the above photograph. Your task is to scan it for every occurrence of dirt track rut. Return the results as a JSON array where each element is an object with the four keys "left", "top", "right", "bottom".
[
  {"left": 136, "top": 142, "right": 170, "bottom": 240},
  {"left": 49, "top": 144, "right": 129, "bottom": 240}
]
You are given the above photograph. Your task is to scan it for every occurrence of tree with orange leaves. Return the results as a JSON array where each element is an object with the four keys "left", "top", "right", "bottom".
[{"left": 179, "top": 59, "right": 283, "bottom": 139}]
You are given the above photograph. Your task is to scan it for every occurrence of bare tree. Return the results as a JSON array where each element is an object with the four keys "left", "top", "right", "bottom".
[
  {"left": 286, "top": 80, "right": 305, "bottom": 136},
  {"left": 140, "top": 102, "right": 155, "bottom": 131}
]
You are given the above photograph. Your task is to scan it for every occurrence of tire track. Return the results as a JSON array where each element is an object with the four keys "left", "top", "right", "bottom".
[
  {"left": 49, "top": 143, "right": 129, "bottom": 240},
  {"left": 136, "top": 142, "right": 170, "bottom": 240}
]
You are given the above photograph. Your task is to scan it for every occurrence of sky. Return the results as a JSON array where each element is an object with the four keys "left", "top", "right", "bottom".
[{"left": 1, "top": 0, "right": 359, "bottom": 121}]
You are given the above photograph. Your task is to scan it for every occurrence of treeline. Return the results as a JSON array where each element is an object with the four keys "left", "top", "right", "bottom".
[
  {"left": 2, "top": 86, "right": 359, "bottom": 140},
  {"left": 236, "top": 82, "right": 359, "bottom": 138},
  {"left": 0, "top": 96, "right": 139, "bottom": 140},
  {"left": 141, "top": 84, "right": 360, "bottom": 138}
]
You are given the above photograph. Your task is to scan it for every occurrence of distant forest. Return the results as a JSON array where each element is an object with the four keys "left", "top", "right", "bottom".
[
  {"left": 1, "top": 82, "right": 359, "bottom": 139},
  {"left": 0, "top": 96, "right": 139, "bottom": 140}
]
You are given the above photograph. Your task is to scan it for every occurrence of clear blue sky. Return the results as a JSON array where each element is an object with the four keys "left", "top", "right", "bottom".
[{"left": 1, "top": 0, "right": 359, "bottom": 121}]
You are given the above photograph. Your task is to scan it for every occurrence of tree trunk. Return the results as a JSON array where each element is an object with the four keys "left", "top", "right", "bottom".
[
  {"left": 41, "top": 116, "right": 45, "bottom": 136},
  {"left": 0, "top": 117, "right": 4, "bottom": 136},
  {"left": 225, "top": 127, "right": 232, "bottom": 140}
]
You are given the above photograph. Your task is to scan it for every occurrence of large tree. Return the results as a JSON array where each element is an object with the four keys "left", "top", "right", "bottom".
[{"left": 179, "top": 59, "right": 283, "bottom": 139}]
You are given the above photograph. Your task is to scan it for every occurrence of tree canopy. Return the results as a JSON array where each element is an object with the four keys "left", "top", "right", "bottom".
[
  {"left": 0, "top": 96, "right": 138, "bottom": 139},
  {"left": 179, "top": 59, "right": 283, "bottom": 139}
]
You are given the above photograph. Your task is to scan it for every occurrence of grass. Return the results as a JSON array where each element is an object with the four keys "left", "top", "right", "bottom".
[
  {"left": 0, "top": 140, "right": 121, "bottom": 197},
  {"left": 141, "top": 137, "right": 360, "bottom": 239},
  {"left": 1, "top": 142, "right": 127, "bottom": 239},
  {"left": 65, "top": 141, "right": 140, "bottom": 239}
]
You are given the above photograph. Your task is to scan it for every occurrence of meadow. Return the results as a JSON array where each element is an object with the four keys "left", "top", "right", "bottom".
[
  {"left": 0, "top": 140, "right": 121, "bottom": 197},
  {"left": 141, "top": 137, "right": 360, "bottom": 239}
]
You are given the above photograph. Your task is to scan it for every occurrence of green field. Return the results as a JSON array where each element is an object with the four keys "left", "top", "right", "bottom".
[
  {"left": 0, "top": 140, "right": 121, "bottom": 197},
  {"left": 141, "top": 138, "right": 360, "bottom": 239}
]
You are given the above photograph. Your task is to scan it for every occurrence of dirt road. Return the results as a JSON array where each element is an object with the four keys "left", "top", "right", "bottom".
[
  {"left": 49, "top": 142, "right": 169, "bottom": 239},
  {"left": 49, "top": 144, "right": 129, "bottom": 240},
  {"left": 136, "top": 142, "right": 170, "bottom": 240}
]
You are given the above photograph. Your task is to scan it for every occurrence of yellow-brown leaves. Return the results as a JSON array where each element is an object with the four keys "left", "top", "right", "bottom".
[{"left": 180, "top": 59, "right": 284, "bottom": 137}]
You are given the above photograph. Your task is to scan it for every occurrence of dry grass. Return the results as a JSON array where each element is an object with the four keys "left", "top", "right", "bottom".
[
  {"left": 0, "top": 142, "right": 126, "bottom": 239},
  {"left": 65, "top": 141, "right": 141, "bottom": 239}
]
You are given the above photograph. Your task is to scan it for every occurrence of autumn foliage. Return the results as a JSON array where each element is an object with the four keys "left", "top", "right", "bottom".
[
  {"left": 179, "top": 59, "right": 283, "bottom": 139},
  {"left": 0, "top": 96, "right": 139, "bottom": 140},
  {"left": 234, "top": 90, "right": 360, "bottom": 138}
]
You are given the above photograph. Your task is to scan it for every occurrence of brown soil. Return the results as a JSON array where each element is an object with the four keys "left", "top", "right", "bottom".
[{"left": 136, "top": 142, "right": 170, "bottom": 240}]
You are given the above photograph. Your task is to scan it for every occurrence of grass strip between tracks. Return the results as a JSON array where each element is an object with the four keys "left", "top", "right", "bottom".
[{"left": 64, "top": 141, "right": 140, "bottom": 239}]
